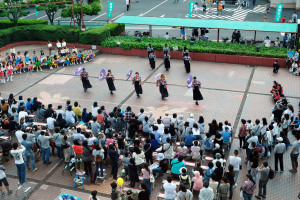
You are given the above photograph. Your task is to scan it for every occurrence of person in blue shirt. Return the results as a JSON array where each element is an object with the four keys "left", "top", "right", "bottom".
[
  {"left": 283, "top": 34, "right": 288, "bottom": 48},
  {"left": 185, "top": 133, "right": 194, "bottom": 148},
  {"left": 204, "top": 133, "right": 214, "bottom": 151},
  {"left": 204, "top": 162, "right": 214, "bottom": 181},
  {"left": 161, "top": 128, "right": 171, "bottom": 144},
  {"left": 287, "top": 48, "right": 294, "bottom": 67},
  {"left": 150, "top": 134, "right": 158, "bottom": 151},
  {"left": 153, "top": 126, "right": 162, "bottom": 143},
  {"left": 25, "top": 98, "right": 32, "bottom": 113},
  {"left": 21, "top": 134, "right": 38, "bottom": 172},
  {"left": 73, "top": 127, "right": 85, "bottom": 143},
  {"left": 222, "top": 127, "right": 232, "bottom": 142}
]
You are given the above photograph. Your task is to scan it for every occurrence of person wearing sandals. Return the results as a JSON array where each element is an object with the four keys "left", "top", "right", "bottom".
[{"left": 0, "top": 165, "right": 13, "bottom": 197}]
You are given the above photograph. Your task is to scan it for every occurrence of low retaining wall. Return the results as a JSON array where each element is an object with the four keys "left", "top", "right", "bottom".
[{"left": 98, "top": 46, "right": 287, "bottom": 68}]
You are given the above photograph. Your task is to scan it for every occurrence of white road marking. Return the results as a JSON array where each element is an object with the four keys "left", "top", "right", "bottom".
[
  {"left": 252, "top": 81, "right": 265, "bottom": 85},
  {"left": 87, "top": 12, "right": 107, "bottom": 22},
  {"left": 111, "top": 13, "right": 124, "bottom": 21},
  {"left": 228, "top": 71, "right": 235, "bottom": 77},
  {"left": 139, "top": 0, "right": 168, "bottom": 16},
  {"left": 37, "top": 15, "right": 47, "bottom": 20},
  {"left": 160, "top": 14, "right": 165, "bottom": 17},
  {"left": 21, "top": 13, "right": 35, "bottom": 19},
  {"left": 54, "top": 17, "right": 61, "bottom": 20}
]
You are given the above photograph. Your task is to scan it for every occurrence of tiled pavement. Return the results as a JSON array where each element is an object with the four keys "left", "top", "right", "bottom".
[{"left": 0, "top": 46, "right": 300, "bottom": 200}]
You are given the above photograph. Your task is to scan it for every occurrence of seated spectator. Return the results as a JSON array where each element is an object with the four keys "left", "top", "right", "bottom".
[
  {"left": 214, "top": 133, "right": 223, "bottom": 149},
  {"left": 204, "top": 133, "right": 213, "bottom": 151},
  {"left": 161, "top": 128, "right": 171, "bottom": 144},
  {"left": 212, "top": 153, "right": 225, "bottom": 170},
  {"left": 191, "top": 140, "right": 202, "bottom": 160},
  {"left": 191, "top": 170, "right": 203, "bottom": 191},
  {"left": 213, "top": 161, "right": 224, "bottom": 183},
  {"left": 212, "top": 143, "right": 224, "bottom": 159},
  {"left": 163, "top": 176, "right": 177, "bottom": 200},
  {"left": 199, "top": 180, "right": 214, "bottom": 200},
  {"left": 204, "top": 162, "right": 214, "bottom": 181},
  {"left": 177, "top": 183, "right": 193, "bottom": 200},
  {"left": 193, "top": 160, "right": 204, "bottom": 176},
  {"left": 153, "top": 126, "right": 162, "bottom": 144},
  {"left": 177, "top": 142, "right": 189, "bottom": 157},
  {"left": 222, "top": 126, "right": 231, "bottom": 143},
  {"left": 152, "top": 153, "right": 168, "bottom": 177},
  {"left": 179, "top": 167, "right": 191, "bottom": 189},
  {"left": 185, "top": 133, "right": 194, "bottom": 148},
  {"left": 150, "top": 134, "right": 158, "bottom": 151},
  {"left": 171, "top": 155, "right": 185, "bottom": 179}
]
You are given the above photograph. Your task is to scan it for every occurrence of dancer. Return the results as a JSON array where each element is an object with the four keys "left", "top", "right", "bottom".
[
  {"left": 132, "top": 72, "right": 143, "bottom": 97},
  {"left": 149, "top": 51, "right": 156, "bottom": 69},
  {"left": 163, "top": 44, "right": 170, "bottom": 54},
  {"left": 164, "top": 52, "right": 171, "bottom": 71},
  {"left": 156, "top": 74, "right": 168, "bottom": 99},
  {"left": 0, "top": 64, "right": 5, "bottom": 84},
  {"left": 6, "top": 62, "right": 13, "bottom": 82},
  {"left": 47, "top": 41, "right": 52, "bottom": 55},
  {"left": 192, "top": 76, "right": 203, "bottom": 105},
  {"left": 183, "top": 53, "right": 191, "bottom": 73},
  {"left": 147, "top": 44, "right": 153, "bottom": 62},
  {"left": 80, "top": 68, "right": 92, "bottom": 92},
  {"left": 106, "top": 69, "right": 116, "bottom": 94}
]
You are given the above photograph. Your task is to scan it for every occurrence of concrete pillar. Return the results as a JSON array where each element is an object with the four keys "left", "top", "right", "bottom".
[{"left": 296, "top": 0, "right": 300, "bottom": 10}]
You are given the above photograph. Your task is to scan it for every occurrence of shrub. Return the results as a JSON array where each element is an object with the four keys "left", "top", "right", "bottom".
[
  {"left": 104, "top": 23, "right": 125, "bottom": 36},
  {"left": 101, "top": 36, "right": 287, "bottom": 58},
  {"left": 0, "top": 19, "right": 48, "bottom": 29},
  {"left": 79, "top": 26, "right": 110, "bottom": 44}
]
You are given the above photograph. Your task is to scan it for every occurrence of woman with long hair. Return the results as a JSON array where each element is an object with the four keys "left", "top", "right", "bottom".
[
  {"left": 225, "top": 164, "right": 235, "bottom": 199},
  {"left": 141, "top": 163, "right": 153, "bottom": 195},
  {"left": 128, "top": 158, "right": 139, "bottom": 187},
  {"left": 92, "top": 143, "right": 104, "bottom": 178},
  {"left": 82, "top": 140, "right": 93, "bottom": 176},
  {"left": 156, "top": 74, "right": 168, "bottom": 99},
  {"left": 192, "top": 76, "right": 203, "bottom": 105}
]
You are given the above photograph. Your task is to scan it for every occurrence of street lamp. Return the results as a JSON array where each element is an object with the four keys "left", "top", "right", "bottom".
[{"left": 80, "top": 0, "right": 86, "bottom": 31}]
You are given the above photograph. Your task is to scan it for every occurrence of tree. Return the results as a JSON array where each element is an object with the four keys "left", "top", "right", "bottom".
[
  {"left": 30, "top": 0, "right": 66, "bottom": 25},
  {"left": 61, "top": 0, "right": 102, "bottom": 28},
  {"left": 0, "top": 0, "right": 30, "bottom": 27}
]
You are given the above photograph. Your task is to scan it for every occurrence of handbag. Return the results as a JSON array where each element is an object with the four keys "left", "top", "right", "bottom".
[{"left": 150, "top": 174, "right": 155, "bottom": 183}]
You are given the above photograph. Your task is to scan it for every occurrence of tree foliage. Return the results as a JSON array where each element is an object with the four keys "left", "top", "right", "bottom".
[
  {"left": 0, "top": 0, "right": 30, "bottom": 27},
  {"left": 61, "top": 0, "right": 102, "bottom": 27},
  {"left": 30, "top": 0, "right": 66, "bottom": 25}
]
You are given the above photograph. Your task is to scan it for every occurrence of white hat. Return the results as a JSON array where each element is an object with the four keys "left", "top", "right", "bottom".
[
  {"left": 215, "top": 143, "right": 220, "bottom": 149},
  {"left": 190, "top": 113, "right": 194, "bottom": 118},
  {"left": 276, "top": 137, "right": 283, "bottom": 142},
  {"left": 157, "top": 153, "right": 164, "bottom": 160}
]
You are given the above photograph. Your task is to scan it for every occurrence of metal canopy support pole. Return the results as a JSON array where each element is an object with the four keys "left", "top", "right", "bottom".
[
  {"left": 217, "top": 29, "right": 220, "bottom": 42},
  {"left": 254, "top": 31, "right": 256, "bottom": 44},
  {"left": 149, "top": 25, "right": 152, "bottom": 37}
]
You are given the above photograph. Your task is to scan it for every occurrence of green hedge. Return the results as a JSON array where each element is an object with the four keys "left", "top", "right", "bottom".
[
  {"left": 0, "top": 25, "right": 80, "bottom": 47},
  {"left": 104, "top": 23, "right": 125, "bottom": 36},
  {"left": 0, "top": 19, "right": 48, "bottom": 29},
  {"left": 101, "top": 36, "right": 287, "bottom": 58},
  {"left": 79, "top": 26, "right": 110, "bottom": 44}
]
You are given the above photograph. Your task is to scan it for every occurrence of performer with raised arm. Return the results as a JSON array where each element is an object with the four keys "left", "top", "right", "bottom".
[
  {"left": 132, "top": 72, "right": 143, "bottom": 97},
  {"left": 106, "top": 69, "right": 116, "bottom": 94},
  {"left": 156, "top": 74, "right": 168, "bottom": 99},
  {"left": 192, "top": 76, "right": 203, "bottom": 105}
]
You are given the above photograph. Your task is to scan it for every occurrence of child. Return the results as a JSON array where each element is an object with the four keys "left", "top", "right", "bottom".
[
  {"left": 35, "top": 57, "right": 42, "bottom": 71},
  {"left": 16, "top": 52, "right": 21, "bottom": 64},
  {"left": 0, "top": 64, "right": 5, "bottom": 84},
  {"left": 89, "top": 49, "right": 95, "bottom": 61},
  {"left": 179, "top": 167, "right": 191, "bottom": 189},
  {"left": 32, "top": 51, "right": 37, "bottom": 62},
  {"left": 18, "top": 60, "right": 24, "bottom": 73},
  {"left": 71, "top": 53, "right": 77, "bottom": 65},
  {"left": 72, "top": 139, "right": 85, "bottom": 176},
  {"left": 27, "top": 61, "right": 34, "bottom": 72},
  {"left": 10, "top": 48, "right": 16, "bottom": 60},
  {"left": 6, "top": 62, "right": 13, "bottom": 82},
  {"left": 191, "top": 171, "right": 203, "bottom": 191},
  {"left": 110, "top": 182, "right": 120, "bottom": 200},
  {"left": 78, "top": 51, "right": 83, "bottom": 64},
  {"left": 122, "top": 152, "right": 131, "bottom": 181},
  {"left": 0, "top": 165, "right": 13, "bottom": 197},
  {"left": 53, "top": 55, "right": 59, "bottom": 68},
  {"left": 193, "top": 160, "right": 204, "bottom": 176},
  {"left": 46, "top": 56, "right": 52, "bottom": 69},
  {"left": 64, "top": 54, "right": 70, "bottom": 66}
]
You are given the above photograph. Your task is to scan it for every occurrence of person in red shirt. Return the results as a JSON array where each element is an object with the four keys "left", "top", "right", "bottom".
[
  {"left": 72, "top": 139, "right": 84, "bottom": 175},
  {"left": 96, "top": 109, "right": 105, "bottom": 126},
  {"left": 281, "top": 16, "right": 286, "bottom": 23}
]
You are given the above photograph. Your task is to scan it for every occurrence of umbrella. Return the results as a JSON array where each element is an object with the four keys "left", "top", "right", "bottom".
[
  {"left": 187, "top": 75, "right": 193, "bottom": 88},
  {"left": 152, "top": 73, "right": 162, "bottom": 80},
  {"left": 98, "top": 69, "right": 106, "bottom": 81},
  {"left": 125, "top": 70, "right": 132, "bottom": 81},
  {"left": 74, "top": 66, "right": 83, "bottom": 75}
]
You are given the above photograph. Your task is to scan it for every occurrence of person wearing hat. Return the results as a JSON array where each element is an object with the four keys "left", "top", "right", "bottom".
[
  {"left": 273, "top": 137, "right": 285, "bottom": 172},
  {"left": 105, "top": 69, "right": 116, "bottom": 94},
  {"left": 152, "top": 153, "right": 168, "bottom": 177},
  {"left": 156, "top": 74, "right": 168, "bottom": 99},
  {"left": 187, "top": 113, "right": 195, "bottom": 128},
  {"left": 132, "top": 72, "right": 143, "bottom": 97},
  {"left": 192, "top": 76, "right": 203, "bottom": 105},
  {"left": 212, "top": 143, "right": 224, "bottom": 159},
  {"left": 80, "top": 68, "right": 92, "bottom": 92}
]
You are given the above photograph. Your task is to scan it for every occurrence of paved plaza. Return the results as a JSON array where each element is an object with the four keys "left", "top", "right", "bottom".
[{"left": 0, "top": 45, "right": 299, "bottom": 200}]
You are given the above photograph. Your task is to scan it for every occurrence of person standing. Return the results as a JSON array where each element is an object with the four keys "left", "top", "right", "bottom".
[
  {"left": 163, "top": 176, "right": 177, "bottom": 200},
  {"left": 37, "top": 130, "right": 53, "bottom": 165},
  {"left": 217, "top": 1, "right": 223, "bottom": 16},
  {"left": 199, "top": 180, "right": 214, "bottom": 200},
  {"left": 132, "top": 72, "right": 143, "bottom": 97},
  {"left": 108, "top": 144, "right": 119, "bottom": 180},
  {"left": 236, "top": 31, "right": 241, "bottom": 44},
  {"left": 164, "top": 52, "right": 171, "bottom": 71},
  {"left": 289, "top": 133, "right": 300, "bottom": 173},
  {"left": 10, "top": 142, "right": 27, "bottom": 185},
  {"left": 238, "top": 119, "right": 247, "bottom": 148},
  {"left": 147, "top": 44, "right": 153, "bottom": 63},
  {"left": 105, "top": 69, "right": 116, "bottom": 94},
  {"left": 192, "top": 76, "right": 203, "bottom": 105},
  {"left": 0, "top": 165, "right": 13, "bottom": 197},
  {"left": 241, "top": 174, "right": 256, "bottom": 200},
  {"left": 21, "top": 134, "right": 38, "bottom": 172},
  {"left": 292, "top": 12, "right": 297, "bottom": 23},
  {"left": 253, "top": 0, "right": 256, "bottom": 7},
  {"left": 183, "top": 53, "right": 191, "bottom": 73},
  {"left": 229, "top": 149, "right": 241, "bottom": 187},
  {"left": 273, "top": 137, "right": 285, "bottom": 172},
  {"left": 149, "top": 51, "right": 156, "bottom": 69},
  {"left": 156, "top": 74, "right": 168, "bottom": 99},
  {"left": 126, "top": 0, "right": 130, "bottom": 11},
  {"left": 255, "top": 162, "right": 270, "bottom": 199},
  {"left": 80, "top": 68, "right": 92, "bottom": 92}
]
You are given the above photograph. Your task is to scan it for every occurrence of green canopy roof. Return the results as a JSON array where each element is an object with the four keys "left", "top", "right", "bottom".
[{"left": 114, "top": 16, "right": 298, "bottom": 33}]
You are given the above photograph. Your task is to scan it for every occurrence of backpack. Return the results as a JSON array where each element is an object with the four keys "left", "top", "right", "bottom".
[
  {"left": 180, "top": 175, "right": 190, "bottom": 186},
  {"left": 268, "top": 167, "right": 275, "bottom": 179},
  {"left": 96, "top": 154, "right": 103, "bottom": 163}
]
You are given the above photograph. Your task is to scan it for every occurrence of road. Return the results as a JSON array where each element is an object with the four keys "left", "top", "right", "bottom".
[{"left": 1, "top": 0, "right": 298, "bottom": 41}]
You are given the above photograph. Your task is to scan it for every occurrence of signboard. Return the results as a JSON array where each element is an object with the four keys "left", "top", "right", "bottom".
[
  {"left": 108, "top": 2, "right": 114, "bottom": 18},
  {"left": 35, "top": 5, "right": 40, "bottom": 16},
  {"left": 189, "top": 2, "right": 195, "bottom": 18},
  {"left": 274, "top": 4, "right": 283, "bottom": 22}
]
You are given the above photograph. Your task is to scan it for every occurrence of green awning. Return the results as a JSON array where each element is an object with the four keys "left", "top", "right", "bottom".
[{"left": 114, "top": 16, "right": 298, "bottom": 33}]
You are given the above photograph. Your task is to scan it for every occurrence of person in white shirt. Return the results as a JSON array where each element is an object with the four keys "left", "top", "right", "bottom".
[
  {"left": 126, "top": 0, "right": 130, "bottom": 11},
  {"left": 56, "top": 40, "right": 61, "bottom": 51},
  {"left": 212, "top": 153, "right": 224, "bottom": 170},
  {"left": 162, "top": 112, "right": 172, "bottom": 128},
  {"left": 65, "top": 105, "right": 75, "bottom": 125},
  {"left": 15, "top": 126, "right": 24, "bottom": 143},
  {"left": 0, "top": 165, "right": 13, "bottom": 196},
  {"left": 229, "top": 149, "right": 241, "bottom": 186},
  {"left": 186, "top": 114, "right": 195, "bottom": 128},
  {"left": 199, "top": 180, "right": 214, "bottom": 200},
  {"left": 61, "top": 39, "right": 66, "bottom": 48},
  {"left": 55, "top": 105, "right": 64, "bottom": 119},
  {"left": 163, "top": 176, "right": 177, "bottom": 200},
  {"left": 165, "top": 32, "right": 170, "bottom": 39},
  {"left": 10, "top": 143, "right": 27, "bottom": 185},
  {"left": 148, "top": 111, "right": 156, "bottom": 126},
  {"left": 47, "top": 114, "right": 56, "bottom": 131},
  {"left": 222, "top": 120, "right": 232, "bottom": 132},
  {"left": 264, "top": 36, "right": 271, "bottom": 47},
  {"left": 18, "top": 109, "right": 28, "bottom": 124},
  {"left": 91, "top": 102, "right": 99, "bottom": 117},
  {"left": 155, "top": 119, "right": 165, "bottom": 134}
]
